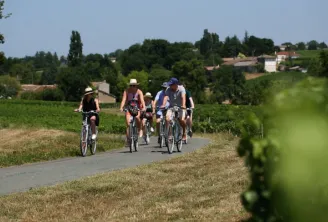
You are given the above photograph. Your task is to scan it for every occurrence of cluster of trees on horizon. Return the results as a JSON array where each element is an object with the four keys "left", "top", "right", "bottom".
[{"left": 1, "top": 0, "right": 328, "bottom": 105}]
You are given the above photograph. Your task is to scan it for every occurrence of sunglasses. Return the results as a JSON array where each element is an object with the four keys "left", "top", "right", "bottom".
[{"left": 130, "top": 85, "right": 137, "bottom": 87}]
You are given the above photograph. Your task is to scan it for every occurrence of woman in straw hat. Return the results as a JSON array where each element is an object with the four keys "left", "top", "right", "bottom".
[
  {"left": 74, "top": 87, "right": 100, "bottom": 140},
  {"left": 120, "top": 79, "right": 146, "bottom": 140},
  {"left": 141, "top": 92, "right": 155, "bottom": 134}
]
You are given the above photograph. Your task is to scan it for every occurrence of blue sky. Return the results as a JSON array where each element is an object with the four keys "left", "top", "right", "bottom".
[{"left": 1, "top": 0, "right": 327, "bottom": 57}]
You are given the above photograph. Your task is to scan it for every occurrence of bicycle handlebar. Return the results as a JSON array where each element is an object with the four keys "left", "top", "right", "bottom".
[{"left": 79, "top": 111, "right": 99, "bottom": 115}]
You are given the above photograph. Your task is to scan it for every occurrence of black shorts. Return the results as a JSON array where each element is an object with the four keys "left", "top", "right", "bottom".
[
  {"left": 82, "top": 114, "right": 99, "bottom": 126},
  {"left": 186, "top": 109, "right": 192, "bottom": 117}
]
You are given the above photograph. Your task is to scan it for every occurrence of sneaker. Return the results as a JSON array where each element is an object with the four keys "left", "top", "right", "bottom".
[
  {"left": 92, "top": 134, "right": 97, "bottom": 140},
  {"left": 150, "top": 127, "right": 154, "bottom": 133},
  {"left": 188, "top": 130, "right": 193, "bottom": 138}
]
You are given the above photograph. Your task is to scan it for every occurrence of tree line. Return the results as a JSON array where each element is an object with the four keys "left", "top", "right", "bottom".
[{"left": 0, "top": 0, "right": 327, "bottom": 104}]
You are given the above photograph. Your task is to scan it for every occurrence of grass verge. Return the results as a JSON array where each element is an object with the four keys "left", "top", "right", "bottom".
[
  {"left": 0, "top": 128, "right": 124, "bottom": 167},
  {"left": 0, "top": 133, "right": 249, "bottom": 221}
]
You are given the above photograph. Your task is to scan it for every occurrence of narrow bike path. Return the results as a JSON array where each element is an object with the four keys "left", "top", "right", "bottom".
[{"left": 0, "top": 137, "right": 210, "bottom": 196}]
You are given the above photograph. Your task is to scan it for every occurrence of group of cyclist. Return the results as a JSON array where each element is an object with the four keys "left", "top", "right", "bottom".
[{"left": 75, "top": 77, "right": 195, "bottom": 145}]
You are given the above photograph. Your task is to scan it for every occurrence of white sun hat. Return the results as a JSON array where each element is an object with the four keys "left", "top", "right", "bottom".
[
  {"left": 84, "top": 87, "right": 94, "bottom": 96},
  {"left": 128, "top": 79, "right": 139, "bottom": 85},
  {"left": 144, "top": 92, "right": 153, "bottom": 98}
]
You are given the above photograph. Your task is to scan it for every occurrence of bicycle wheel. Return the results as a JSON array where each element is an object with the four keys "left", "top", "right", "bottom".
[
  {"left": 176, "top": 123, "right": 183, "bottom": 152},
  {"left": 133, "top": 121, "right": 139, "bottom": 152},
  {"left": 90, "top": 127, "right": 98, "bottom": 155},
  {"left": 167, "top": 122, "right": 175, "bottom": 154},
  {"left": 129, "top": 122, "right": 134, "bottom": 153},
  {"left": 184, "top": 125, "right": 189, "bottom": 144},
  {"left": 144, "top": 121, "right": 149, "bottom": 145},
  {"left": 80, "top": 126, "right": 88, "bottom": 157}
]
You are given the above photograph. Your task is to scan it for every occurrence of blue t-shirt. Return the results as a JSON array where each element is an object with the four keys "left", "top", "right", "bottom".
[{"left": 155, "top": 90, "right": 169, "bottom": 108}]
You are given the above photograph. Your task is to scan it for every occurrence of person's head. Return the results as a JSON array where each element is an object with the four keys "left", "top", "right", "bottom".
[
  {"left": 168, "top": 77, "right": 179, "bottom": 91},
  {"left": 84, "top": 87, "right": 94, "bottom": 100},
  {"left": 128, "top": 79, "right": 139, "bottom": 90},
  {"left": 144, "top": 92, "right": 153, "bottom": 101},
  {"left": 161, "top": 82, "right": 168, "bottom": 91}
]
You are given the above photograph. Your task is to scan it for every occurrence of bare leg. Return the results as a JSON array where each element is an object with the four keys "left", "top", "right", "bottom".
[{"left": 90, "top": 116, "right": 96, "bottom": 134}]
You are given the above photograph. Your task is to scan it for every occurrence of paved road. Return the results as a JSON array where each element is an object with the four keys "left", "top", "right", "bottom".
[{"left": 0, "top": 137, "right": 209, "bottom": 196}]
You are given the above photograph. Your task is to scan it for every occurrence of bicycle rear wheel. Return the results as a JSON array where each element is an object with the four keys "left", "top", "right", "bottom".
[
  {"left": 80, "top": 126, "right": 88, "bottom": 157},
  {"left": 90, "top": 127, "right": 98, "bottom": 155},
  {"left": 167, "top": 123, "right": 175, "bottom": 154}
]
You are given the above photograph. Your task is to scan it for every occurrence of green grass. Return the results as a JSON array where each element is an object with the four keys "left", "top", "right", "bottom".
[
  {"left": 0, "top": 129, "right": 124, "bottom": 167},
  {"left": 0, "top": 100, "right": 126, "bottom": 133},
  {"left": 246, "top": 71, "right": 308, "bottom": 84},
  {"left": 297, "top": 49, "right": 324, "bottom": 58}
]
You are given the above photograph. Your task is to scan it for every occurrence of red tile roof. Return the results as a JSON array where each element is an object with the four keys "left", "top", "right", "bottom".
[{"left": 276, "top": 51, "right": 300, "bottom": 56}]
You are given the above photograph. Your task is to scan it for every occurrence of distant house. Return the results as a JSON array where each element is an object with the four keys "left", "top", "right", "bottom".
[
  {"left": 91, "top": 80, "right": 116, "bottom": 104},
  {"left": 234, "top": 61, "right": 258, "bottom": 73},
  {"left": 204, "top": 65, "right": 220, "bottom": 71},
  {"left": 110, "top": 57, "right": 116, "bottom": 63},
  {"left": 257, "top": 55, "right": 277, "bottom": 72},
  {"left": 21, "top": 84, "right": 57, "bottom": 93},
  {"left": 279, "top": 45, "right": 287, "bottom": 51},
  {"left": 276, "top": 51, "right": 300, "bottom": 64}
]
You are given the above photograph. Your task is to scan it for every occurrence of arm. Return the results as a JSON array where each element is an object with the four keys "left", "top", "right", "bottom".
[
  {"left": 95, "top": 98, "right": 101, "bottom": 113},
  {"left": 74, "top": 98, "right": 83, "bottom": 112},
  {"left": 162, "top": 96, "right": 168, "bottom": 108},
  {"left": 139, "top": 90, "right": 146, "bottom": 111},
  {"left": 152, "top": 100, "right": 155, "bottom": 113},
  {"left": 120, "top": 90, "right": 127, "bottom": 111},
  {"left": 181, "top": 93, "right": 186, "bottom": 108},
  {"left": 190, "top": 97, "right": 195, "bottom": 109}
]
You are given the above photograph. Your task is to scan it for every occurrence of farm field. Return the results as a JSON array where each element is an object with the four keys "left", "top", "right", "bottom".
[
  {"left": 297, "top": 49, "right": 325, "bottom": 58},
  {"left": 0, "top": 133, "right": 249, "bottom": 221}
]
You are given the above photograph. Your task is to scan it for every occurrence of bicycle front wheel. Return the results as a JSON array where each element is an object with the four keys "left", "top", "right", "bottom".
[
  {"left": 176, "top": 124, "right": 183, "bottom": 152},
  {"left": 90, "top": 127, "right": 98, "bottom": 155},
  {"left": 129, "top": 123, "right": 134, "bottom": 153},
  {"left": 167, "top": 123, "right": 175, "bottom": 154},
  {"left": 80, "top": 126, "right": 88, "bottom": 157}
]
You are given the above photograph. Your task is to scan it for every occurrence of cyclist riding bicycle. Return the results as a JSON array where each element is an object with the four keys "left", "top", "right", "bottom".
[
  {"left": 119, "top": 79, "right": 146, "bottom": 141},
  {"left": 141, "top": 92, "right": 155, "bottom": 133},
  {"left": 154, "top": 82, "right": 170, "bottom": 143},
  {"left": 181, "top": 82, "right": 195, "bottom": 137},
  {"left": 74, "top": 87, "right": 100, "bottom": 140},
  {"left": 160, "top": 77, "right": 187, "bottom": 141}
]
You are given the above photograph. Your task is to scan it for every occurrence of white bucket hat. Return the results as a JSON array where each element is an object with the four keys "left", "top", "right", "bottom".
[
  {"left": 128, "top": 79, "right": 139, "bottom": 86},
  {"left": 144, "top": 92, "right": 152, "bottom": 98},
  {"left": 84, "top": 87, "right": 94, "bottom": 96}
]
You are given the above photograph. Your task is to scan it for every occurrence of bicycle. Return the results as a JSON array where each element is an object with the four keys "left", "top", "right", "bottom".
[
  {"left": 166, "top": 105, "right": 184, "bottom": 154},
  {"left": 158, "top": 107, "right": 168, "bottom": 148},
  {"left": 124, "top": 103, "right": 140, "bottom": 153},
  {"left": 184, "top": 108, "right": 193, "bottom": 144},
  {"left": 79, "top": 111, "right": 98, "bottom": 157},
  {"left": 143, "top": 112, "right": 153, "bottom": 145}
]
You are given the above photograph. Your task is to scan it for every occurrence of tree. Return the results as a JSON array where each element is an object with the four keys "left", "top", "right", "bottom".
[
  {"left": 40, "top": 65, "right": 57, "bottom": 84},
  {"left": 296, "top": 42, "right": 306, "bottom": 50},
  {"left": 319, "top": 42, "right": 328, "bottom": 49},
  {"left": 211, "top": 65, "right": 246, "bottom": 103},
  {"left": 56, "top": 66, "right": 90, "bottom": 101},
  {"left": 308, "top": 51, "right": 328, "bottom": 77},
  {"left": 9, "top": 62, "right": 34, "bottom": 84},
  {"left": 0, "top": 75, "right": 20, "bottom": 98},
  {"left": 172, "top": 59, "right": 207, "bottom": 103},
  {"left": 0, "top": 0, "right": 11, "bottom": 45},
  {"left": 307, "top": 40, "right": 319, "bottom": 50},
  {"left": 148, "top": 65, "right": 172, "bottom": 96},
  {"left": 67, "top": 31, "right": 83, "bottom": 67}
]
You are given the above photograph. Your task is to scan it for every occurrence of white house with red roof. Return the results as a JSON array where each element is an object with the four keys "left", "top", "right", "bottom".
[{"left": 276, "top": 51, "right": 300, "bottom": 64}]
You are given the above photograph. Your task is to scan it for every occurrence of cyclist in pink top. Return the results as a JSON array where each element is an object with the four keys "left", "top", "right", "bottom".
[{"left": 120, "top": 79, "right": 146, "bottom": 140}]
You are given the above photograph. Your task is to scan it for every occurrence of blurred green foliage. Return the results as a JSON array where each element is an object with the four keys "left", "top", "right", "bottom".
[{"left": 238, "top": 77, "right": 328, "bottom": 221}]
